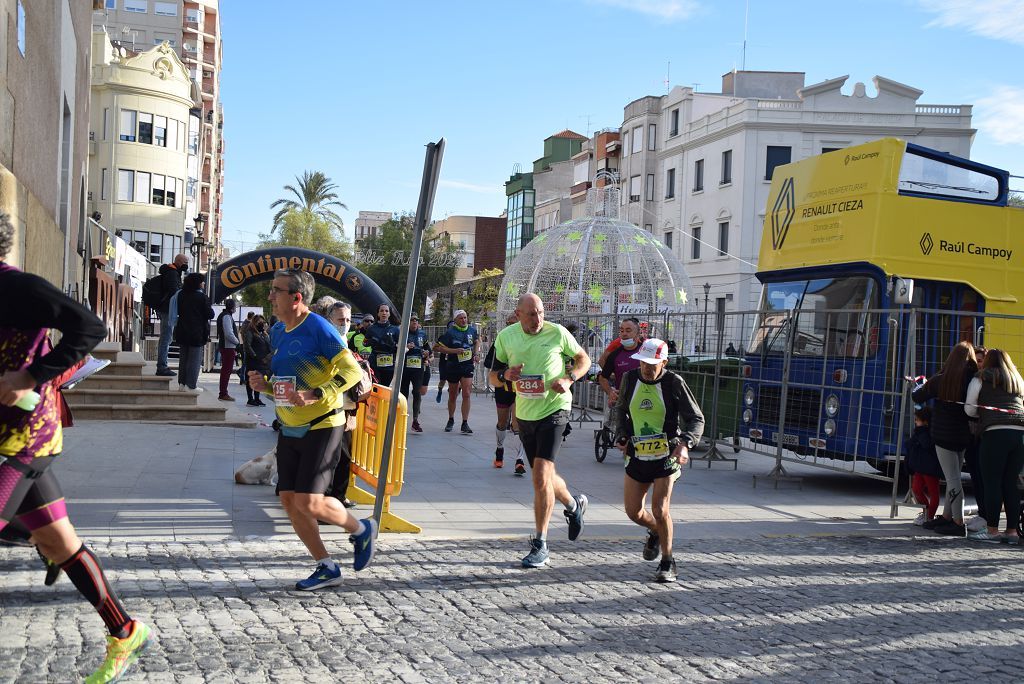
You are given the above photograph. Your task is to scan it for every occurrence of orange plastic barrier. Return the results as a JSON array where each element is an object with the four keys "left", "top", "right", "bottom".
[{"left": 346, "top": 384, "right": 419, "bottom": 533}]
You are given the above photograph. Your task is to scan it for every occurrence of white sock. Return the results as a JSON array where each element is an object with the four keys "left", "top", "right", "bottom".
[
  {"left": 565, "top": 497, "right": 578, "bottom": 513},
  {"left": 353, "top": 520, "right": 367, "bottom": 536},
  {"left": 496, "top": 427, "right": 507, "bottom": 447},
  {"left": 316, "top": 556, "right": 337, "bottom": 570}
]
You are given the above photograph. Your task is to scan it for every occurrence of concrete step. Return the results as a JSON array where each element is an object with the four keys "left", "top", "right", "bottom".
[
  {"left": 91, "top": 342, "right": 122, "bottom": 362},
  {"left": 80, "top": 375, "right": 174, "bottom": 391},
  {"left": 68, "top": 404, "right": 228, "bottom": 422},
  {"left": 96, "top": 361, "right": 146, "bottom": 377},
  {"left": 64, "top": 389, "right": 199, "bottom": 406}
]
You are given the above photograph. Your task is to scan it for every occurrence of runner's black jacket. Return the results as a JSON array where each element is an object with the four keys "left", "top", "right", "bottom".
[{"left": 612, "top": 368, "right": 705, "bottom": 451}]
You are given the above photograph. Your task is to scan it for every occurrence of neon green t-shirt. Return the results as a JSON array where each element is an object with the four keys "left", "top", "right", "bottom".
[{"left": 493, "top": 321, "right": 582, "bottom": 422}]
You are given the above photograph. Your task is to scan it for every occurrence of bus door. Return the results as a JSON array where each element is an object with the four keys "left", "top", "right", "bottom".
[{"left": 910, "top": 282, "right": 984, "bottom": 380}]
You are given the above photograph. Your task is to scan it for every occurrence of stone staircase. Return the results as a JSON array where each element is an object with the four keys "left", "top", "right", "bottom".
[{"left": 62, "top": 342, "right": 252, "bottom": 426}]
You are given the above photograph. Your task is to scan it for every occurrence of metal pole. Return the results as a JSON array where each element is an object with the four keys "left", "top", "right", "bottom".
[{"left": 373, "top": 139, "right": 445, "bottom": 524}]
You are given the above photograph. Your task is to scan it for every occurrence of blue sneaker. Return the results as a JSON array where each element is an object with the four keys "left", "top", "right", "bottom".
[
  {"left": 564, "top": 493, "right": 588, "bottom": 541},
  {"left": 350, "top": 517, "right": 378, "bottom": 571},
  {"left": 521, "top": 536, "right": 549, "bottom": 568},
  {"left": 295, "top": 562, "right": 343, "bottom": 591},
  {"left": 436, "top": 386, "right": 443, "bottom": 403}
]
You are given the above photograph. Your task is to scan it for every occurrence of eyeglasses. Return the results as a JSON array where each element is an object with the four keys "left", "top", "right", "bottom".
[{"left": 269, "top": 286, "right": 294, "bottom": 295}]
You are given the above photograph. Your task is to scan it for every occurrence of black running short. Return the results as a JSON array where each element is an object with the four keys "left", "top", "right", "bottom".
[
  {"left": 275, "top": 426, "right": 345, "bottom": 494},
  {"left": 444, "top": 364, "right": 474, "bottom": 383},
  {"left": 517, "top": 410, "right": 569, "bottom": 466},
  {"left": 624, "top": 455, "right": 681, "bottom": 484},
  {"left": 494, "top": 387, "right": 516, "bottom": 408},
  {"left": 0, "top": 455, "right": 67, "bottom": 532}
]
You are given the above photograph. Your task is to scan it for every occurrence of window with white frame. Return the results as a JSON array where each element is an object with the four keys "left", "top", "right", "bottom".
[
  {"left": 647, "top": 124, "right": 656, "bottom": 151},
  {"left": 16, "top": 1, "right": 25, "bottom": 56},
  {"left": 185, "top": 8, "right": 203, "bottom": 23},
  {"left": 718, "top": 221, "right": 729, "bottom": 256},
  {"left": 124, "top": 0, "right": 147, "bottom": 13},
  {"left": 134, "top": 172, "right": 151, "bottom": 204},
  {"left": 631, "top": 127, "right": 643, "bottom": 155},
  {"left": 119, "top": 110, "right": 137, "bottom": 142},
  {"left": 105, "top": 0, "right": 116, "bottom": 8},
  {"left": 101, "top": 169, "right": 109, "bottom": 200},
  {"left": 645, "top": 174, "right": 654, "bottom": 202},
  {"left": 138, "top": 112, "right": 153, "bottom": 145},
  {"left": 573, "top": 158, "right": 589, "bottom": 185},
  {"left": 154, "top": 1, "right": 177, "bottom": 16},
  {"left": 151, "top": 174, "right": 165, "bottom": 205},
  {"left": 765, "top": 145, "right": 792, "bottom": 180},
  {"left": 693, "top": 159, "right": 704, "bottom": 192},
  {"left": 154, "top": 34, "right": 177, "bottom": 47},
  {"left": 665, "top": 168, "right": 675, "bottom": 199},
  {"left": 665, "top": 231, "right": 673, "bottom": 249},
  {"left": 669, "top": 108, "right": 679, "bottom": 136},
  {"left": 691, "top": 225, "right": 701, "bottom": 260},
  {"left": 167, "top": 118, "right": 178, "bottom": 152},
  {"left": 721, "top": 149, "right": 732, "bottom": 185},
  {"left": 629, "top": 175, "right": 641, "bottom": 202},
  {"left": 117, "top": 170, "right": 134, "bottom": 201},
  {"left": 154, "top": 116, "right": 167, "bottom": 147}
]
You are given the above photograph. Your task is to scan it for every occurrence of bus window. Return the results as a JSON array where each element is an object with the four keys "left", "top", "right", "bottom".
[
  {"left": 958, "top": 290, "right": 978, "bottom": 344},
  {"left": 932, "top": 289, "right": 953, "bottom": 368},
  {"left": 898, "top": 148, "right": 1001, "bottom": 202}
]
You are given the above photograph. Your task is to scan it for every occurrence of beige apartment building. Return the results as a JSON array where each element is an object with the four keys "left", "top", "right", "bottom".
[
  {"left": 88, "top": 30, "right": 199, "bottom": 268},
  {"left": 93, "top": 0, "right": 225, "bottom": 263},
  {"left": 354, "top": 210, "right": 393, "bottom": 244}
]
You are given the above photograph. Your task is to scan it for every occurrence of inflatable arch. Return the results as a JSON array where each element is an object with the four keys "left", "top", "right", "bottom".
[{"left": 211, "top": 247, "right": 399, "bottom": 320}]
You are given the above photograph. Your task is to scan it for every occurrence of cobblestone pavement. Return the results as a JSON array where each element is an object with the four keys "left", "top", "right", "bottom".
[{"left": 2, "top": 534, "right": 1023, "bottom": 683}]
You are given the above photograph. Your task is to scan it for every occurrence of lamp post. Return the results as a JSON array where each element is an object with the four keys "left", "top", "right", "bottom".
[
  {"left": 190, "top": 213, "right": 207, "bottom": 271},
  {"left": 702, "top": 282, "right": 710, "bottom": 353},
  {"left": 205, "top": 240, "right": 217, "bottom": 296}
]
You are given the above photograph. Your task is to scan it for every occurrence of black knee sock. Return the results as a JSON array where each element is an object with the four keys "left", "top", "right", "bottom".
[{"left": 60, "top": 544, "right": 132, "bottom": 638}]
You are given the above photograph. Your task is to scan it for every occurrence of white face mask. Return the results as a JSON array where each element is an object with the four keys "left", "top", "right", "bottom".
[
  {"left": 335, "top": 322, "right": 350, "bottom": 337},
  {"left": 621, "top": 337, "right": 638, "bottom": 349}
]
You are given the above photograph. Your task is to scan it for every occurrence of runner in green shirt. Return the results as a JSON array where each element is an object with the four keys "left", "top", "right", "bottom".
[
  {"left": 612, "top": 338, "right": 704, "bottom": 583},
  {"left": 490, "top": 293, "right": 592, "bottom": 568}
]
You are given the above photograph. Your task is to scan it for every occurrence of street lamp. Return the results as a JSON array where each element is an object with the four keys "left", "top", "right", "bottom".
[
  {"left": 702, "top": 282, "right": 710, "bottom": 353},
  {"left": 190, "top": 214, "right": 207, "bottom": 270}
]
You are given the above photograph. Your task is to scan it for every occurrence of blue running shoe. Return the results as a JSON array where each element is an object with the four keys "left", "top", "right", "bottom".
[
  {"left": 350, "top": 517, "right": 378, "bottom": 571},
  {"left": 521, "top": 536, "right": 549, "bottom": 568},
  {"left": 295, "top": 562, "right": 343, "bottom": 591},
  {"left": 436, "top": 386, "right": 443, "bottom": 403},
  {"left": 564, "top": 493, "right": 588, "bottom": 541}
]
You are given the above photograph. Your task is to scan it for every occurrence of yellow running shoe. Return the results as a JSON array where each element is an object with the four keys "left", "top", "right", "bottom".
[{"left": 86, "top": 620, "right": 151, "bottom": 683}]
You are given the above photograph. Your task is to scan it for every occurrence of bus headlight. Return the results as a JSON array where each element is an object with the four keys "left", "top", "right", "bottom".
[
  {"left": 825, "top": 394, "right": 840, "bottom": 417},
  {"left": 743, "top": 409, "right": 752, "bottom": 424},
  {"left": 744, "top": 388, "right": 755, "bottom": 406},
  {"left": 823, "top": 419, "right": 837, "bottom": 436}
]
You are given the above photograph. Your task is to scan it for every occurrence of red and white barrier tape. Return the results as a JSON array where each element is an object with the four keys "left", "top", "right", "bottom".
[{"left": 905, "top": 375, "right": 1023, "bottom": 415}]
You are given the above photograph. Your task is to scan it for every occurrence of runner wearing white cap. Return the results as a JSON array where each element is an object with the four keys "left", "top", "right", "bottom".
[
  {"left": 434, "top": 309, "right": 480, "bottom": 434},
  {"left": 612, "top": 338, "right": 704, "bottom": 582}
]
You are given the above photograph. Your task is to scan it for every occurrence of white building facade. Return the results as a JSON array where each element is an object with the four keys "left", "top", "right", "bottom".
[{"left": 616, "top": 71, "right": 975, "bottom": 318}]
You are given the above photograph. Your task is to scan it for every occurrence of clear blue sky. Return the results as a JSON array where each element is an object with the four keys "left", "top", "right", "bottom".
[{"left": 219, "top": 0, "right": 1023, "bottom": 251}]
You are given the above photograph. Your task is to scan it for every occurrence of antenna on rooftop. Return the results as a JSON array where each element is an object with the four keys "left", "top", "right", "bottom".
[
  {"left": 665, "top": 60, "right": 671, "bottom": 94},
  {"left": 741, "top": 0, "right": 749, "bottom": 70}
]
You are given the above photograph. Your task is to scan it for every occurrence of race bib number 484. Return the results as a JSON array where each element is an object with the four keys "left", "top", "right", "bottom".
[{"left": 515, "top": 374, "right": 545, "bottom": 398}]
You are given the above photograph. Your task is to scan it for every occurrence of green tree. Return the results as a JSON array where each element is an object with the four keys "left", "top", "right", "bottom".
[
  {"left": 239, "top": 208, "right": 353, "bottom": 313},
  {"left": 355, "top": 215, "right": 459, "bottom": 315},
  {"left": 1010, "top": 192, "right": 1024, "bottom": 208},
  {"left": 269, "top": 170, "right": 348, "bottom": 237},
  {"left": 455, "top": 268, "right": 504, "bottom": 326}
]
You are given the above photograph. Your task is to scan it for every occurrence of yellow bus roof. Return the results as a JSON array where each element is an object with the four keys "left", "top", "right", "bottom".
[{"left": 759, "top": 137, "right": 1022, "bottom": 308}]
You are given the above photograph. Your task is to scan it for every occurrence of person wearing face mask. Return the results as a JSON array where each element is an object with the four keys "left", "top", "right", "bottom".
[
  {"left": 612, "top": 338, "right": 704, "bottom": 583},
  {"left": 244, "top": 315, "right": 272, "bottom": 406},
  {"left": 400, "top": 314, "right": 429, "bottom": 433},
  {"left": 328, "top": 302, "right": 352, "bottom": 339},
  {"left": 598, "top": 318, "right": 645, "bottom": 407}
]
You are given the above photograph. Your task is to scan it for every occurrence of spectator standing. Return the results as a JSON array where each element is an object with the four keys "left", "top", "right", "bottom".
[
  {"left": 964, "top": 349, "right": 1024, "bottom": 544},
  {"left": 216, "top": 299, "right": 240, "bottom": 401},
  {"left": 911, "top": 341, "right": 977, "bottom": 537},
  {"left": 906, "top": 406, "right": 943, "bottom": 525},
  {"left": 244, "top": 315, "right": 271, "bottom": 406},
  {"left": 174, "top": 273, "right": 214, "bottom": 392},
  {"left": 154, "top": 254, "right": 188, "bottom": 377}
]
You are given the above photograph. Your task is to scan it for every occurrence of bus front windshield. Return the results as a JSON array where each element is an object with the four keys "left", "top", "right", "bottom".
[{"left": 749, "top": 277, "right": 879, "bottom": 358}]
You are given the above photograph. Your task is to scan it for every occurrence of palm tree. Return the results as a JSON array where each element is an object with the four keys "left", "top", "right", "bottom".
[{"left": 269, "top": 170, "right": 348, "bottom": 235}]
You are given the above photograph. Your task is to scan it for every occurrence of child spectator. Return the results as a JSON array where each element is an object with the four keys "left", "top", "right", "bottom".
[{"left": 907, "top": 406, "right": 943, "bottom": 525}]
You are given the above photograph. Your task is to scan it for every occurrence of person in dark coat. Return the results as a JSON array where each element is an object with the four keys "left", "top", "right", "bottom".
[
  {"left": 906, "top": 406, "right": 943, "bottom": 524},
  {"left": 911, "top": 341, "right": 977, "bottom": 537},
  {"left": 243, "top": 315, "right": 272, "bottom": 406},
  {"left": 155, "top": 254, "right": 188, "bottom": 376},
  {"left": 173, "top": 272, "right": 214, "bottom": 391}
]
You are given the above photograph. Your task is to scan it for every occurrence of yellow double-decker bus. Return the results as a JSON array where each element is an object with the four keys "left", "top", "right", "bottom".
[{"left": 742, "top": 137, "right": 1022, "bottom": 472}]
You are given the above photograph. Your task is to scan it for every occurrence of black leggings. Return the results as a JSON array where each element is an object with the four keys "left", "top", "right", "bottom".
[
  {"left": 401, "top": 368, "right": 424, "bottom": 418},
  {"left": 0, "top": 456, "right": 67, "bottom": 532},
  {"left": 979, "top": 428, "right": 1024, "bottom": 531}
]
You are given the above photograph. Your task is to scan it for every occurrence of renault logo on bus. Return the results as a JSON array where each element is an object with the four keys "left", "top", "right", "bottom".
[
  {"left": 920, "top": 232, "right": 934, "bottom": 255},
  {"left": 770, "top": 177, "right": 796, "bottom": 250}
]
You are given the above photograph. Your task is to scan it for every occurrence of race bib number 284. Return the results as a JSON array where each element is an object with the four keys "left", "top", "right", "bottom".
[{"left": 515, "top": 374, "right": 545, "bottom": 398}]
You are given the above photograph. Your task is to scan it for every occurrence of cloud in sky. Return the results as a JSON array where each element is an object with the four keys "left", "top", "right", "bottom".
[
  {"left": 439, "top": 179, "right": 501, "bottom": 194},
  {"left": 585, "top": 0, "right": 699, "bottom": 21},
  {"left": 975, "top": 86, "right": 1024, "bottom": 146},
  {"left": 920, "top": 0, "right": 1024, "bottom": 45}
]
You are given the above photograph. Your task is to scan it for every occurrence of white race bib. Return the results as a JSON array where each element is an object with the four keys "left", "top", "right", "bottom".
[
  {"left": 457, "top": 348, "right": 473, "bottom": 363},
  {"left": 632, "top": 433, "right": 670, "bottom": 460},
  {"left": 515, "top": 374, "right": 545, "bottom": 399},
  {"left": 405, "top": 356, "right": 422, "bottom": 369}
]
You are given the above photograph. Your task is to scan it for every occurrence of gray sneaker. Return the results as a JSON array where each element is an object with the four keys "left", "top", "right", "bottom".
[
  {"left": 521, "top": 537, "right": 549, "bottom": 568},
  {"left": 564, "top": 494, "right": 588, "bottom": 541},
  {"left": 643, "top": 530, "right": 660, "bottom": 561}
]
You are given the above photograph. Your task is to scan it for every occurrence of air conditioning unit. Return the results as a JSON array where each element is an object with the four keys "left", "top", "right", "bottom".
[{"left": 183, "top": 42, "right": 194, "bottom": 52}]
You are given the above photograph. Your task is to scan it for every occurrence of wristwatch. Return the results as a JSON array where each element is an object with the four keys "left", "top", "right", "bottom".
[
  {"left": 312, "top": 387, "right": 325, "bottom": 400},
  {"left": 497, "top": 369, "right": 507, "bottom": 384}
]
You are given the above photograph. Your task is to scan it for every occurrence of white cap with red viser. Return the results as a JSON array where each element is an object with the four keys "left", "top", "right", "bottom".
[{"left": 631, "top": 338, "right": 669, "bottom": 364}]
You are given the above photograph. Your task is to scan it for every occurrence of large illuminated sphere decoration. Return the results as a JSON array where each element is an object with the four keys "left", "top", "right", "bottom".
[{"left": 498, "top": 186, "right": 695, "bottom": 345}]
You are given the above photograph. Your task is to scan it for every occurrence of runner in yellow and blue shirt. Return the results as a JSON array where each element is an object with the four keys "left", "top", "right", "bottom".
[
  {"left": 489, "top": 293, "right": 592, "bottom": 568},
  {"left": 612, "top": 338, "right": 704, "bottom": 583}
]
